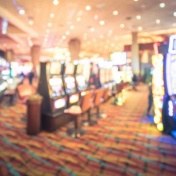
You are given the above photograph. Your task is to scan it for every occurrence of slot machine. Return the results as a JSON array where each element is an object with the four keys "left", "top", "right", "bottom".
[
  {"left": 38, "top": 61, "right": 68, "bottom": 131},
  {"left": 75, "top": 59, "right": 90, "bottom": 92},
  {"left": 151, "top": 54, "right": 165, "bottom": 132},
  {"left": 0, "top": 57, "right": 9, "bottom": 99},
  {"left": 162, "top": 35, "right": 176, "bottom": 138},
  {"left": 63, "top": 62, "right": 79, "bottom": 107},
  {"left": 89, "top": 62, "right": 101, "bottom": 89}
]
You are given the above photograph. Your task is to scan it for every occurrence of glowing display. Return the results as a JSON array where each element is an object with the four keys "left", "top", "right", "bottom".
[
  {"left": 168, "top": 100, "right": 174, "bottom": 116},
  {"left": 54, "top": 98, "right": 66, "bottom": 109},
  {"left": 76, "top": 75, "right": 86, "bottom": 90},
  {"left": 165, "top": 54, "right": 176, "bottom": 95},
  {"left": 64, "top": 76, "right": 76, "bottom": 94},
  {"left": 168, "top": 35, "right": 176, "bottom": 54},
  {"left": 110, "top": 52, "right": 127, "bottom": 65},
  {"left": 69, "top": 94, "right": 79, "bottom": 104},
  {"left": 50, "top": 62, "right": 62, "bottom": 75},
  {"left": 49, "top": 76, "right": 65, "bottom": 97},
  {"left": 152, "top": 54, "right": 164, "bottom": 127}
]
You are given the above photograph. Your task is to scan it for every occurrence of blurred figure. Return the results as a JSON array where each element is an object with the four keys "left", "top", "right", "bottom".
[
  {"left": 132, "top": 73, "right": 137, "bottom": 90},
  {"left": 147, "top": 83, "right": 153, "bottom": 116},
  {"left": 28, "top": 69, "right": 35, "bottom": 85}
]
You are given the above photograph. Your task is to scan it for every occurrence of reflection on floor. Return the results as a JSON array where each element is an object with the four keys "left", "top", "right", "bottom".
[{"left": 0, "top": 83, "right": 176, "bottom": 176}]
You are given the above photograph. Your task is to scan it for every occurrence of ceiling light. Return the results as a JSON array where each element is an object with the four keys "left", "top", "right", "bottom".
[
  {"left": 29, "top": 20, "right": 34, "bottom": 25},
  {"left": 113, "top": 11, "right": 118, "bottom": 15},
  {"left": 77, "top": 17, "right": 81, "bottom": 21},
  {"left": 50, "top": 13, "right": 55, "bottom": 18},
  {"left": 120, "top": 24, "right": 125, "bottom": 28},
  {"left": 85, "top": 5, "right": 91, "bottom": 11},
  {"left": 99, "top": 20, "right": 105, "bottom": 25},
  {"left": 173, "top": 12, "right": 176, "bottom": 17},
  {"left": 62, "top": 35, "right": 66, "bottom": 40},
  {"left": 138, "top": 26, "right": 143, "bottom": 31},
  {"left": 156, "top": 19, "right": 160, "bottom": 24},
  {"left": 19, "top": 9, "right": 25, "bottom": 15},
  {"left": 65, "top": 31, "right": 70, "bottom": 35},
  {"left": 136, "top": 15, "right": 141, "bottom": 20},
  {"left": 53, "top": 0, "right": 59, "bottom": 5},
  {"left": 48, "top": 23, "right": 52, "bottom": 27},
  {"left": 46, "top": 29, "right": 50, "bottom": 33},
  {"left": 90, "top": 27, "right": 95, "bottom": 32},
  {"left": 70, "top": 25, "right": 74, "bottom": 30},
  {"left": 159, "top": 3, "right": 165, "bottom": 8},
  {"left": 134, "top": 0, "right": 138, "bottom": 1},
  {"left": 94, "top": 15, "right": 98, "bottom": 20}
]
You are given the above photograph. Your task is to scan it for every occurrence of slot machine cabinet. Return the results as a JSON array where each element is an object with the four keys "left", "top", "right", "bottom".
[
  {"left": 38, "top": 62, "right": 70, "bottom": 131},
  {"left": 162, "top": 35, "right": 176, "bottom": 137},
  {"left": 63, "top": 62, "right": 79, "bottom": 107},
  {"left": 75, "top": 61, "right": 89, "bottom": 92},
  {"left": 151, "top": 54, "right": 165, "bottom": 132}
]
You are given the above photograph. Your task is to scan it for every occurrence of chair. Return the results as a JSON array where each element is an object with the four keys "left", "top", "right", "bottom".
[
  {"left": 17, "top": 84, "right": 36, "bottom": 103},
  {"left": 64, "top": 90, "right": 93, "bottom": 138},
  {"left": 91, "top": 88, "right": 105, "bottom": 120}
]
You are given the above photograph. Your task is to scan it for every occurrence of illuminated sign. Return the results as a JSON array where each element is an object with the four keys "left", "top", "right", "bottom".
[
  {"left": 69, "top": 94, "right": 79, "bottom": 104},
  {"left": 54, "top": 99, "right": 66, "bottom": 109},
  {"left": 110, "top": 52, "right": 127, "bottom": 65},
  {"left": 168, "top": 35, "right": 176, "bottom": 54}
]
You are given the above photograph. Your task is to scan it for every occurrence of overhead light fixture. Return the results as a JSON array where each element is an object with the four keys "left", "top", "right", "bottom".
[
  {"left": 99, "top": 20, "right": 105, "bottom": 25},
  {"left": 65, "top": 31, "right": 70, "bottom": 35},
  {"left": 19, "top": 9, "right": 25, "bottom": 15},
  {"left": 138, "top": 26, "right": 143, "bottom": 31},
  {"left": 94, "top": 15, "right": 99, "bottom": 20},
  {"left": 53, "top": 0, "right": 59, "bottom": 5},
  {"left": 29, "top": 20, "right": 34, "bottom": 25},
  {"left": 50, "top": 13, "right": 55, "bottom": 18},
  {"left": 113, "top": 11, "right": 118, "bottom": 15},
  {"left": 173, "top": 12, "right": 176, "bottom": 17},
  {"left": 90, "top": 27, "right": 95, "bottom": 32},
  {"left": 85, "top": 5, "right": 91, "bottom": 11},
  {"left": 120, "top": 24, "right": 125, "bottom": 28},
  {"left": 70, "top": 25, "right": 75, "bottom": 30},
  {"left": 159, "top": 3, "right": 165, "bottom": 8},
  {"left": 136, "top": 15, "right": 141, "bottom": 20},
  {"left": 77, "top": 17, "right": 81, "bottom": 21},
  {"left": 48, "top": 23, "right": 52, "bottom": 27},
  {"left": 156, "top": 19, "right": 160, "bottom": 24}
]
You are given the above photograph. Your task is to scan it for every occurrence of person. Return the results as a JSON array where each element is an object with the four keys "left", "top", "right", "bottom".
[
  {"left": 132, "top": 73, "right": 137, "bottom": 90},
  {"left": 28, "top": 69, "right": 35, "bottom": 85},
  {"left": 147, "top": 83, "right": 153, "bottom": 116}
]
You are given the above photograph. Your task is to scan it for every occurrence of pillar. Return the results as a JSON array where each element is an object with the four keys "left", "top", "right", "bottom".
[
  {"left": 68, "top": 38, "right": 81, "bottom": 60},
  {"left": 131, "top": 32, "right": 140, "bottom": 75},
  {"left": 31, "top": 45, "right": 41, "bottom": 76}
]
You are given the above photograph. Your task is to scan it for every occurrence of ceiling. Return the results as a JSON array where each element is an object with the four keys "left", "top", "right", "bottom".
[{"left": 0, "top": 0, "right": 176, "bottom": 61}]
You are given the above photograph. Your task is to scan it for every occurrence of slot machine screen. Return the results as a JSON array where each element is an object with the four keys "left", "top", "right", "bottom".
[
  {"left": 50, "top": 62, "right": 61, "bottom": 75},
  {"left": 100, "top": 69, "right": 106, "bottom": 85},
  {"left": 64, "top": 76, "right": 76, "bottom": 94},
  {"left": 166, "top": 54, "right": 176, "bottom": 95},
  {"left": 168, "top": 35, "right": 176, "bottom": 54},
  {"left": 65, "top": 62, "right": 74, "bottom": 75},
  {"left": 77, "top": 64, "right": 83, "bottom": 74},
  {"left": 76, "top": 75, "right": 86, "bottom": 90},
  {"left": 49, "top": 76, "right": 65, "bottom": 98}
]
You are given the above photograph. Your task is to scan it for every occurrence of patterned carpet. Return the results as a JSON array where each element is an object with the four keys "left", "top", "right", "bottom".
[{"left": 0, "top": 84, "right": 176, "bottom": 176}]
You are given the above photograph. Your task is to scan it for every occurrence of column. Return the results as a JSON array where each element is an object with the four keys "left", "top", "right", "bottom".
[
  {"left": 31, "top": 45, "right": 41, "bottom": 76},
  {"left": 131, "top": 32, "right": 140, "bottom": 75},
  {"left": 68, "top": 38, "right": 81, "bottom": 60}
]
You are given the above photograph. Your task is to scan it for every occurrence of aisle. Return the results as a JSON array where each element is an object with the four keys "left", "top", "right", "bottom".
[{"left": 0, "top": 83, "right": 176, "bottom": 176}]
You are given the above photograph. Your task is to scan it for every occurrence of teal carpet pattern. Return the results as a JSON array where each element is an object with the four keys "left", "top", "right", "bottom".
[{"left": 0, "top": 84, "right": 176, "bottom": 176}]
